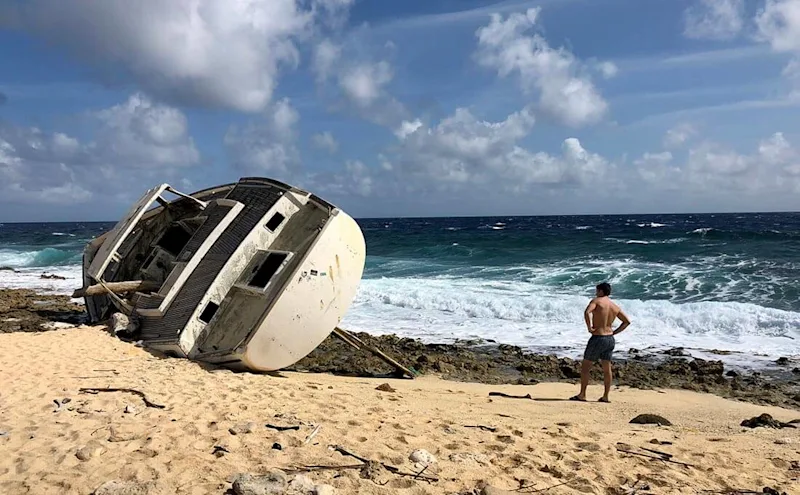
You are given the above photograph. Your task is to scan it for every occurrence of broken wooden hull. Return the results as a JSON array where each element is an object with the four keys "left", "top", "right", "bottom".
[{"left": 79, "top": 177, "right": 366, "bottom": 372}]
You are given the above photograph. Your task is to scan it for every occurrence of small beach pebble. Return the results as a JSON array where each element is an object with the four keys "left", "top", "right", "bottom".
[
  {"left": 76, "top": 442, "right": 105, "bottom": 461},
  {"left": 774, "top": 438, "right": 794, "bottom": 445},
  {"left": 124, "top": 405, "right": 136, "bottom": 414},
  {"left": 229, "top": 422, "right": 255, "bottom": 435},
  {"left": 375, "top": 383, "right": 396, "bottom": 392}
]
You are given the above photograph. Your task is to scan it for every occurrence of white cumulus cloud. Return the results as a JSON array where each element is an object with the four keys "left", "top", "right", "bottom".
[
  {"left": 683, "top": 0, "right": 745, "bottom": 41},
  {"left": 224, "top": 98, "right": 300, "bottom": 176},
  {"left": 474, "top": 7, "right": 609, "bottom": 128},
  {"left": 4, "top": 0, "right": 356, "bottom": 112},
  {"left": 0, "top": 93, "right": 200, "bottom": 205},
  {"left": 663, "top": 123, "right": 698, "bottom": 149},
  {"left": 312, "top": 131, "right": 339, "bottom": 154}
]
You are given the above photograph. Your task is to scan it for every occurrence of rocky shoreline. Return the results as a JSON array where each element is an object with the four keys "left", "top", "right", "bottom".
[{"left": 2, "top": 288, "right": 799, "bottom": 410}]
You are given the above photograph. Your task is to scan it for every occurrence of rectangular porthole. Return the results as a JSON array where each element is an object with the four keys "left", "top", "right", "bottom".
[
  {"left": 249, "top": 252, "right": 288, "bottom": 289},
  {"left": 199, "top": 301, "right": 219, "bottom": 323},
  {"left": 265, "top": 212, "right": 285, "bottom": 232}
]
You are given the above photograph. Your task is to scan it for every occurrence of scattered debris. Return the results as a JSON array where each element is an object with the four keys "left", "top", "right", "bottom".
[
  {"left": 488, "top": 391, "right": 533, "bottom": 400},
  {"left": 304, "top": 424, "right": 322, "bottom": 444},
  {"left": 775, "top": 357, "right": 790, "bottom": 366},
  {"left": 375, "top": 383, "right": 396, "bottom": 392},
  {"left": 272, "top": 443, "right": 283, "bottom": 451},
  {"left": 332, "top": 445, "right": 439, "bottom": 482},
  {"left": 464, "top": 424, "right": 497, "bottom": 432},
  {"left": 333, "top": 327, "right": 416, "bottom": 379},
  {"left": 212, "top": 445, "right": 230, "bottom": 458},
  {"left": 615, "top": 443, "right": 693, "bottom": 468},
  {"left": 265, "top": 424, "right": 300, "bottom": 431},
  {"left": 124, "top": 405, "right": 136, "bottom": 414},
  {"left": 741, "top": 414, "right": 796, "bottom": 429},
  {"left": 629, "top": 414, "right": 672, "bottom": 426},
  {"left": 79, "top": 387, "right": 165, "bottom": 409},
  {"left": 40, "top": 273, "right": 66, "bottom": 280}
]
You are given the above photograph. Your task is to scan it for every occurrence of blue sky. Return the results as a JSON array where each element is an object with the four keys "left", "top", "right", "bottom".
[{"left": 1, "top": 0, "right": 799, "bottom": 221}]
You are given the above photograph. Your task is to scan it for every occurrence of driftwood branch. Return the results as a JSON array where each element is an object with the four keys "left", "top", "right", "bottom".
[
  {"left": 641, "top": 447, "right": 673, "bottom": 458},
  {"left": 284, "top": 464, "right": 364, "bottom": 475},
  {"left": 333, "top": 327, "right": 417, "bottom": 379},
  {"left": 72, "top": 280, "right": 161, "bottom": 298},
  {"left": 265, "top": 424, "right": 301, "bottom": 431},
  {"left": 489, "top": 392, "right": 533, "bottom": 400},
  {"left": 615, "top": 447, "right": 693, "bottom": 468},
  {"left": 517, "top": 480, "right": 572, "bottom": 493},
  {"left": 79, "top": 387, "right": 165, "bottom": 409},
  {"left": 464, "top": 425, "right": 498, "bottom": 432},
  {"left": 304, "top": 424, "right": 322, "bottom": 444}
]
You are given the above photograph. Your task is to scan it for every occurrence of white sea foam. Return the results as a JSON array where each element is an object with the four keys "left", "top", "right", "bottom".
[
  {"left": 604, "top": 238, "right": 687, "bottom": 245},
  {"left": 0, "top": 265, "right": 83, "bottom": 297},
  {"left": 637, "top": 222, "right": 667, "bottom": 228}
]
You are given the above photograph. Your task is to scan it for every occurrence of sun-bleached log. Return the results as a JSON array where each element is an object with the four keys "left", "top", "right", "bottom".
[{"left": 72, "top": 280, "right": 160, "bottom": 298}]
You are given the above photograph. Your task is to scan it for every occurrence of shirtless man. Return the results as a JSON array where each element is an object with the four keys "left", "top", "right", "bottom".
[{"left": 570, "top": 282, "right": 630, "bottom": 403}]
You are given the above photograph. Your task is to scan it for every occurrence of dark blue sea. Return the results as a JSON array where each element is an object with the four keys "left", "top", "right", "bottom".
[{"left": 1, "top": 213, "right": 799, "bottom": 367}]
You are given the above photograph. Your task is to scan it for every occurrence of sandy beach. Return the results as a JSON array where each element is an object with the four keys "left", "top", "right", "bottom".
[{"left": 1, "top": 324, "right": 797, "bottom": 495}]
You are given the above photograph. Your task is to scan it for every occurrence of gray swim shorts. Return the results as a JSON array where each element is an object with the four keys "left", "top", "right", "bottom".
[{"left": 583, "top": 335, "right": 615, "bottom": 361}]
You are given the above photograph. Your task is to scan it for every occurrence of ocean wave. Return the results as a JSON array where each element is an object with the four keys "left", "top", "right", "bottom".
[
  {"left": 52, "top": 232, "right": 77, "bottom": 237},
  {"left": 342, "top": 276, "right": 800, "bottom": 360},
  {"left": 604, "top": 237, "right": 687, "bottom": 245},
  {"left": 637, "top": 222, "right": 667, "bottom": 228},
  {"left": 0, "top": 248, "right": 81, "bottom": 268}
]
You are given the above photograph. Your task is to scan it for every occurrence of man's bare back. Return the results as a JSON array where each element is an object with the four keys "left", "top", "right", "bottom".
[{"left": 586, "top": 296, "right": 623, "bottom": 335}]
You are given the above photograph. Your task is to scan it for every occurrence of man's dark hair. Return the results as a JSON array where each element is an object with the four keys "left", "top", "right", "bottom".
[{"left": 596, "top": 282, "right": 612, "bottom": 296}]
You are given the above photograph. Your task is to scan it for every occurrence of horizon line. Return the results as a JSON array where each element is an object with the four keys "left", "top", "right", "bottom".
[{"left": 1, "top": 209, "right": 798, "bottom": 224}]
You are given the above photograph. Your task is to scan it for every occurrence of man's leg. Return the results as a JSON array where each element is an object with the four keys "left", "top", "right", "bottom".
[
  {"left": 578, "top": 359, "right": 592, "bottom": 399},
  {"left": 600, "top": 360, "right": 612, "bottom": 401}
]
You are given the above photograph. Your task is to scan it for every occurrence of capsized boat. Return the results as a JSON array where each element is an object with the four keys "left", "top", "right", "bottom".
[{"left": 77, "top": 177, "right": 366, "bottom": 372}]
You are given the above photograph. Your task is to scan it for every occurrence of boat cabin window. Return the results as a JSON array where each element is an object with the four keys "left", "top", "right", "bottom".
[
  {"left": 249, "top": 252, "right": 288, "bottom": 289},
  {"left": 265, "top": 212, "right": 285, "bottom": 232},
  {"left": 157, "top": 224, "right": 193, "bottom": 256},
  {"left": 199, "top": 301, "right": 219, "bottom": 324}
]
